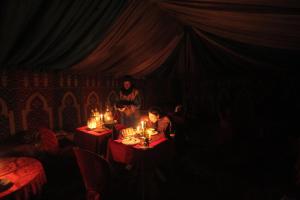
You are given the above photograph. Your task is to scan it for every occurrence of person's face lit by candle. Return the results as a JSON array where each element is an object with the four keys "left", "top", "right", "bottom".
[
  {"left": 123, "top": 81, "right": 131, "bottom": 90},
  {"left": 148, "top": 112, "right": 159, "bottom": 123}
]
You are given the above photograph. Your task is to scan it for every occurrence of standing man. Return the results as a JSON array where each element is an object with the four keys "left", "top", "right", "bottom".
[{"left": 116, "top": 75, "right": 141, "bottom": 127}]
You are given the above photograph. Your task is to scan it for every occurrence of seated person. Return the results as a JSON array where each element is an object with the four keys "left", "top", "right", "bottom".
[
  {"left": 167, "top": 104, "right": 187, "bottom": 155},
  {"left": 168, "top": 104, "right": 185, "bottom": 125},
  {"left": 146, "top": 106, "right": 172, "bottom": 139}
]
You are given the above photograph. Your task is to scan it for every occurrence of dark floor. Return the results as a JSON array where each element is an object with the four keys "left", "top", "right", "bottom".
[
  {"left": 1, "top": 124, "right": 292, "bottom": 200},
  {"left": 37, "top": 133, "right": 299, "bottom": 200}
]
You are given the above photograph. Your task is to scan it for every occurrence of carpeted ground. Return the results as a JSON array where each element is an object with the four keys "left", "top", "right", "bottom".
[{"left": 2, "top": 127, "right": 298, "bottom": 200}]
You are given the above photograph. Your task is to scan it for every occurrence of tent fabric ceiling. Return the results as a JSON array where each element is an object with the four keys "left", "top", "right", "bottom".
[
  {"left": 0, "top": 0, "right": 299, "bottom": 77},
  {"left": 156, "top": 0, "right": 300, "bottom": 49},
  {"left": 72, "top": 0, "right": 183, "bottom": 77},
  {"left": 0, "top": 0, "right": 126, "bottom": 70}
]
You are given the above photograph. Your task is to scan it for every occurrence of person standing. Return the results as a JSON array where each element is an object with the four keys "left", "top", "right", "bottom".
[{"left": 115, "top": 76, "right": 141, "bottom": 127}]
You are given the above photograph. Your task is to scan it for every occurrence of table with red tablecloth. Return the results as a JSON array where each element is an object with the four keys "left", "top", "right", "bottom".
[
  {"left": 0, "top": 157, "right": 47, "bottom": 200},
  {"left": 107, "top": 133, "right": 175, "bottom": 168},
  {"left": 74, "top": 124, "right": 125, "bottom": 155},
  {"left": 107, "top": 133, "right": 175, "bottom": 200}
]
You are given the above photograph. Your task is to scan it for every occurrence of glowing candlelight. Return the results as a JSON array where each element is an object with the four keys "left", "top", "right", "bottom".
[
  {"left": 141, "top": 121, "right": 145, "bottom": 130},
  {"left": 146, "top": 129, "right": 152, "bottom": 139},
  {"left": 95, "top": 114, "right": 100, "bottom": 122},
  {"left": 100, "top": 113, "right": 103, "bottom": 122},
  {"left": 87, "top": 118, "right": 97, "bottom": 129},
  {"left": 136, "top": 125, "right": 140, "bottom": 132},
  {"left": 104, "top": 107, "right": 113, "bottom": 123}
]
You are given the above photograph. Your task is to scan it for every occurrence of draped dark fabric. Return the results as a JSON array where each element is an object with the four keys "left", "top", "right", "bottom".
[
  {"left": 0, "top": 0, "right": 299, "bottom": 123},
  {"left": 193, "top": 30, "right": 300, "bottom": 71},
  {"left": 156, "top": 0, "right": 300, "bottom": 49},
  {"left": 73, "top": 0, "right": 183, "bottom": 78},
  {"left": 148, "top": 26, "right": 299, "bottom": 144},
  {"left": 0, "top": 0, "right": 126, "bottom": 70},
  {"left": 146, "top": 0, "right": 300, "bottom": 125},
  {"left": 1, "top": 0, "right": 299, "bottom": 73}
]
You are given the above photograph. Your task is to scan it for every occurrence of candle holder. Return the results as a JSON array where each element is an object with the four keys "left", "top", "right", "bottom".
[
  {"left": 87, "top": 118, "right": 97, "bottom": 130},
  {"left": 141, "top": 136, "right": 149, "bottom": 147},
  {"left": 104, "top": 106, "right": 114, "bottom": 125},
  {"left": 141, "top": 129, "right": 149, "bottom": 147}
]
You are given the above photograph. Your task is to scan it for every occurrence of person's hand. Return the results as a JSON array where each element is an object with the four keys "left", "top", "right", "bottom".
[{"left": 130, "top": 105, "right": 136, "bottom": 113}]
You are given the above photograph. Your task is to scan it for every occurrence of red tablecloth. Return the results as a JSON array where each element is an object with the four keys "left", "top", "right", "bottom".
[
  {"left": 107, "top": 134, "right": 175, "bottom": 168},
  {"left": 107, "top": 133, "right": 175, "bottom": 200},
  {"left": 74, "top": 124, "right": 125, "bottom": 155},
  {"left": 0, "top": 157, "right": 47, "bottom": 200}
]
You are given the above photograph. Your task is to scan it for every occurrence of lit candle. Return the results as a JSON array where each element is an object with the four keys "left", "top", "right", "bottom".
[
  {"left": 146, "top": 129, "right": 152, "bottom": 140},
  {"left": 137, "top": 125, "right": 140, "bottom": 132},
  {"left": 87, "top": 118, "right": 97, "bottom": 129},
  {"left": 95, "top": 113, "right": 100, "bottom": 122},
  {"left": 141, "top": 121, "right": 145, "bottom": 130},
  {"left": 100, "top": 114, "right": 103, "bottom": 122}
]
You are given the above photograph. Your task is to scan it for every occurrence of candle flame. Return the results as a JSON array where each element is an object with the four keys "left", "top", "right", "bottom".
[{"left": 87, "top": 118, "right": 97, "bottom": 129}]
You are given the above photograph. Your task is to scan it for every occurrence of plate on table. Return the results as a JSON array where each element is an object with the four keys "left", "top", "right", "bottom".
[
  {"left": 121, "top": 137, "right": 140, "bottom": 145},
  {"left": 146, "top": 128, "right": 158, "bottom": 136},
  {"left": 149, "top": 130, "right": 158, "bottom": 135},
  {"left": 121, "top": 128, "right": 136, "bottom": 137}
]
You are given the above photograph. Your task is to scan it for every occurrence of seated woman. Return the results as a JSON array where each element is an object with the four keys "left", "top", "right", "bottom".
[{"left": 146, "top": 106, "right": 172, "bottom": 139}]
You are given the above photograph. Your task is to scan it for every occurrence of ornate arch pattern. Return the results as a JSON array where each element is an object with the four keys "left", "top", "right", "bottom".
[
  {"left": 58, "top": 92, "right": 81, "bottom": 130},
  {"left": 0, "top": 98, "right": 15, "bottom": 140},
  {"left": 22, "top": 93, "right": 53, "bottom": 130},
  {"left": 84, "top": 91, "right": 100, "bottom": 121}
]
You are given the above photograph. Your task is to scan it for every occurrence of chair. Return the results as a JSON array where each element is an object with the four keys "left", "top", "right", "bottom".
[
  {"left": 38, "top": 127, "right": 78, "bottom": 185},
  {"left": 73, "top": 147, "right": 111, "bottom": 200},
  {"left": 38, "top": 127, "right": 60, "bottom": 154},
  {"left": 3, "top": 128, "right": 60, "bottom": 157},
  {"left": 38, "top": 127, "right": 75, "bottom": 154}
]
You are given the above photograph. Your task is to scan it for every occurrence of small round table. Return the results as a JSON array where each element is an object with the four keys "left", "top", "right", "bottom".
[{"left": 0, "top": 157, "right": 47, "bottom": 200}]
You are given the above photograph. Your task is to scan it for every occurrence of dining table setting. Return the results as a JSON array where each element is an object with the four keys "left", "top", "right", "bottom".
[
  {"left": 106, "top": 124, "right": 175, "bottom": 168},
  {"left": 0, "top": 157, "right": 47, "bottom": 200},
  {"left": 75, "top": 107, "right": 175, "bottom": 168}
]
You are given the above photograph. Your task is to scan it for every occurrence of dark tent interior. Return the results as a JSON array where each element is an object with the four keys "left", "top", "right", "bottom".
[{"left": 0, "top": 0, "right": 300, "bottom": 199}]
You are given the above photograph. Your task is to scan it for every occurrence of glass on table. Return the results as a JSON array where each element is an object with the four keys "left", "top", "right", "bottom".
[{"left": 121, "top": 128, "right": 136, "bottom": 139}]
